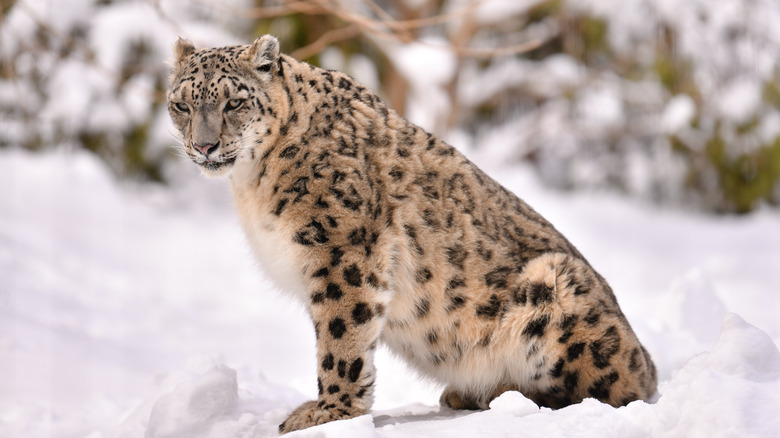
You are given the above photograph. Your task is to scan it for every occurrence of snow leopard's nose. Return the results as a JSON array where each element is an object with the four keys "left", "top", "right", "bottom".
[{"left": 193, "top": 141, "right": 219, "bottom": 157}]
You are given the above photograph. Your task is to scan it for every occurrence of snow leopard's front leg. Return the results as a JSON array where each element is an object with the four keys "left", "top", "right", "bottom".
[{"left": 278, "top": 228, "right": 388, "bottom": 434}]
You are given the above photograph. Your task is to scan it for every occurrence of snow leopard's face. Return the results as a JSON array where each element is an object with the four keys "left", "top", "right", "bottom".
[{"left": 167, "top": 36, "right": 282, "bottom": 177}]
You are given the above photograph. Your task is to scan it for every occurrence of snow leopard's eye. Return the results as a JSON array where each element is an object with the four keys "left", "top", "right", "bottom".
[
  {"left": 225, "top": 99, "right": 245, "bottom": 111},
  {"left": 173, "top": 102, "right": 190, "bottom": 113}
]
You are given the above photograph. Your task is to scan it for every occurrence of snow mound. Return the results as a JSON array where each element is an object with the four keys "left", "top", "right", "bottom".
[
  {"left": 625, "top": 313, "right": 780, "bottom": 437},
  {"left": 487, "top": 390, "right": 539, "bottom": 416},
  {"left": 146, "top": 366, "right": 240, "bottom": 438}
]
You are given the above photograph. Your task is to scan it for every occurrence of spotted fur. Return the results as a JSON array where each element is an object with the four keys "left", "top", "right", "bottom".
[{"left": 167, "top": 35, "right": 657, "bottom": 434}]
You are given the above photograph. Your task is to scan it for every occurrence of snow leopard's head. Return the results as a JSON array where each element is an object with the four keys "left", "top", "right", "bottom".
[{"left": 167, "top": 35, "right": 284, "bottom": 177}]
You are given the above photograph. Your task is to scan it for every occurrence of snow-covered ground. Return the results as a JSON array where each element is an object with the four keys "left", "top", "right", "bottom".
[{"left": 1, "top": 147, "right": 779, "bottom": 437}]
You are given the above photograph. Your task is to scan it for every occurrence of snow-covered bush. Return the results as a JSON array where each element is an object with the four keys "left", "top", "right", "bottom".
[
  {"left": 455, "top": 0, "right": 780, "bottom": 212},
  {"left": 567, "top": 0, "right": 780, "bottom": 212}
]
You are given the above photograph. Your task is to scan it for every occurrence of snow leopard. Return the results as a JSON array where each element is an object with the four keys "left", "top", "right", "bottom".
[{"left": 167, "top": 35, "right": 657, "bottom": 434}]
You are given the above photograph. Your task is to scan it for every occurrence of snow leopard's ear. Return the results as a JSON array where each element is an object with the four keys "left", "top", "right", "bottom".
[
  {"left": 174, "top": 37, "right": 196, "bottom": 63},
  {"left": 244, "top": 35, "right": 280, "bottom": 75}
]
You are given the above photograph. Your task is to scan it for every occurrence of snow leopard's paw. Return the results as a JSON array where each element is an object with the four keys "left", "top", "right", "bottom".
[{"left": 278, "top": 400, "right": 363, "bottom": 434}]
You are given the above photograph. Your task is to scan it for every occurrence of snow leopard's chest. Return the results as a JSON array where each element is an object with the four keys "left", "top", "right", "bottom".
[{"left": 231, "top": 184, "right": 309, "bottom": 302}]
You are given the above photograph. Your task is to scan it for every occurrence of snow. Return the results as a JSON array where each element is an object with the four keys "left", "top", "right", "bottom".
[
  {"left": 716, "top": 77, "right": 763, "bottom": 125},
  {"left": 626, "top": 314, "right": 780, "bottom": 438},
  {"left": 2, "top": 147, "right": 779, "bottom": 437},
  {"left": 89, "top": 1, "right": 173, "bottom": 74},
  {"left": 42, "top": 59, "right": 112, "bottom": 135},
  {"left": 384, "top": 36, "right": 457, "bottom": 133},
  {"left": 385, "top": 36, "right": 458, "bottom": 85},
  {"left": 574, "top": 79, "right": 625, "bottom": 136},
  {"left": 661, "top": 95, "right": 696, "bottom": 134}
]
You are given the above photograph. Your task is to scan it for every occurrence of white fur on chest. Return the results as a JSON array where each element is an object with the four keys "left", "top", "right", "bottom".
[{"left": 231, "top": 183, "right": 308, "bottom": 303}]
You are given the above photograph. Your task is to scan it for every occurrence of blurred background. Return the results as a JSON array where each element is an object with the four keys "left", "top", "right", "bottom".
[{"left": 2, "top": 0, "right": 780, "bottom": 214}]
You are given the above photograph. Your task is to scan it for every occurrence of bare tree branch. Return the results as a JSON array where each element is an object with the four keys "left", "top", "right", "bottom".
[
  {"left": 290, "top": 23, "right": 362, "bottom": 59},
  {"left": 226, "top": 0, "right": 541, "bottom": 59}
]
